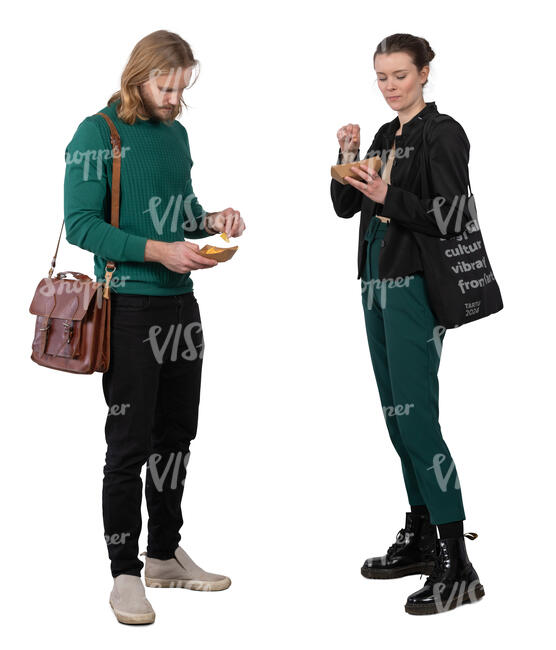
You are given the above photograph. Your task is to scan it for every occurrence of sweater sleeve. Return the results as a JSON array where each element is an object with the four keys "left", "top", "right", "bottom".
[
  {"left": 63, "top": 117, "right": 147, "bottom": 262},
  {"left": 330, "top": 128, "right": 382, "bottom": 218},
  {"left": 381, "top": 118, "right": 472, "bottom": 237},
  {"left": 182, "top": 169, "right": 213, "bottom": 239}
]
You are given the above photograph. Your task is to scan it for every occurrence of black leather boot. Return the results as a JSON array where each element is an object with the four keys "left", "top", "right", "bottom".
[
  {"left": 405, "top": 533, "right": 485, "bottom": 615},
  {"left": 361, "top": 512, "right": 437, "bottom": 579}
]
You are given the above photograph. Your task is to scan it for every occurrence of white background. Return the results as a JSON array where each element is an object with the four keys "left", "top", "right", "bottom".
[{"left": 2, "top": 0, "right": 554, "bottom": 647}]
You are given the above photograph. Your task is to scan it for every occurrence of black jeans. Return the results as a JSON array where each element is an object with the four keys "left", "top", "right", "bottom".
[{"left": 101, "top": 291, "right": 204, "bottom": 577}]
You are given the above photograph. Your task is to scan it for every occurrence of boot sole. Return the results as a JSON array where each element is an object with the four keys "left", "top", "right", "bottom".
[
  {"left": 109, "top": 601, "right": 155, "bottom": 625},
  {"left": 361, "top": 562, "right": 435, "bottom": 580},
  {"left": 405, "top": 584, "right": 485, "bottom": 615},
  {"left": 145, "top": 576, "right": 231, "bottom": 591}
]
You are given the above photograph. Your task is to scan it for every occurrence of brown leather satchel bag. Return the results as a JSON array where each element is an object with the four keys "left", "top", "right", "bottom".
[{"left": 29, "top": 112, "right": 122, "bottom": 374}]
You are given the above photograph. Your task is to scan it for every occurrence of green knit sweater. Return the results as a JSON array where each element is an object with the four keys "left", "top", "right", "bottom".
[{"left": 63, "top": 99, "right": 213, "bottom": 295}]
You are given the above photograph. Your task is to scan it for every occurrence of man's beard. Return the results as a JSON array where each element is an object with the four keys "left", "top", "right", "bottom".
[{"left": 140, "top": 89, "right": 179, "bottom": 123}]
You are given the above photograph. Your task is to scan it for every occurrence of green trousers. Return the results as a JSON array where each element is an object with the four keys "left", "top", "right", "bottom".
[{"left": 361, "top": 217, "right": 465, "bottom": 525}]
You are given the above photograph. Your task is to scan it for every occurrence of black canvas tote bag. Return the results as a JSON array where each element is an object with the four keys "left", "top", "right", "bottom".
[{"left": 410, "top": 115, "right": 503, "bottom": 328}]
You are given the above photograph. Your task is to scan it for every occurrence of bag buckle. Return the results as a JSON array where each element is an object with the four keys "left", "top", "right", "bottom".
[
  {"left": 103, "top": 262, "right": 116, "bottom": 299},
  {"left": 63, "top": 319, "right": 74, "bottom": 344}
]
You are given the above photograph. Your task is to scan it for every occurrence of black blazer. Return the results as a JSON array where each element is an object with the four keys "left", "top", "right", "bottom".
[{"left": 330, "top": 101, "right": 473, "bottom": 280}]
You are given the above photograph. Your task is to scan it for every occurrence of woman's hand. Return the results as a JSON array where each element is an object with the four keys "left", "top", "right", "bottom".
[
  {"left": 336, "top": 123, "right": 360, "bottom": 155},
  {"left": 345, "top": 162, "right": 389, "bottom": 204},
  {"left": 206, "top": 208, "right": 246, "bottom": 238}
]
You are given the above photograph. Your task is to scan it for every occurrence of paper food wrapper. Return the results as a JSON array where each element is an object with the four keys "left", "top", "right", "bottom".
[
  {"left": 330, "top": 155, "right": 382, "bottom": 185},
  {"left": 198, "top": 244, "right": 239, "bottom": 262}
]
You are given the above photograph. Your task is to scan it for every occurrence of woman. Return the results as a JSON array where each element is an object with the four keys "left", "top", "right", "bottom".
[{"left": 330, "top": 33, "right": 485, "bottom": 615}]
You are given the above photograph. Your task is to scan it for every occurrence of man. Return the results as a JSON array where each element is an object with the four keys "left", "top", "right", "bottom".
[{"left": 64, "top": 30, "right": 245, "bottom": 625}]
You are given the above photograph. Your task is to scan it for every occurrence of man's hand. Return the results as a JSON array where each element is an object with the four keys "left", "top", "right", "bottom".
[
  {"left": 205, "top": 208, "right": 246, "bottom": 238},
  {"left": 145, "top": 240, "right": 218, "bottom": 273},
  {"left": 345, "top": 162, "right": 389, "bottom": 204}
]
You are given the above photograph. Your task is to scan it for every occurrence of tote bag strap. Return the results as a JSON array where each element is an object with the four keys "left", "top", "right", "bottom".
[
  {"left": 421, "top": 114, "right": 472, "bottom": 197},
  {"left": 48, "top": 112, "right": 122, "bottom": 277}
]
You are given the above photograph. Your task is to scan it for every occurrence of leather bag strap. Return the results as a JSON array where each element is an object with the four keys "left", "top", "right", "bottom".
[
  {"left": 48, "top": 111, "right": 122, "bottom": 277},
  {"left": 97, "top": 112, "right": 121, "bottom": 229}
]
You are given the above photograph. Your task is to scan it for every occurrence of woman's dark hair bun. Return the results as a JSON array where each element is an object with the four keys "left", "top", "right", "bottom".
[
  {"left": 420, "top": 37, "right": 435, "bottom": 64},
  {"left": 374, "top": 33, "right": 435, "bottom": 85}
]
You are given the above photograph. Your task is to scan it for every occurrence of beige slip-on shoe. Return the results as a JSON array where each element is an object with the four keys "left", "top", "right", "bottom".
[
  {"left": 144, "top": 546, "right": 231, "bottom": 591},
  {"left": 109, "top": 574, "right": 156, "bottom": 624}
]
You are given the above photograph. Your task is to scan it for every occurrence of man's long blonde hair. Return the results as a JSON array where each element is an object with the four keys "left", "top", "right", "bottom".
[{"left": 108, "top": 30, "right": 199, "bottom": 124}]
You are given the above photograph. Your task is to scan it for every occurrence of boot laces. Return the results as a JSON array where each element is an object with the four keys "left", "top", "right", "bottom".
[
  {"left": 424, "top": 533, "right": 478, "bottom": 585},
  {"left": 386, "top": 528, "right": 413, "bottom": 558},
  {"left": 424, "top": 541, "right": 448, "bottom": 585}
]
